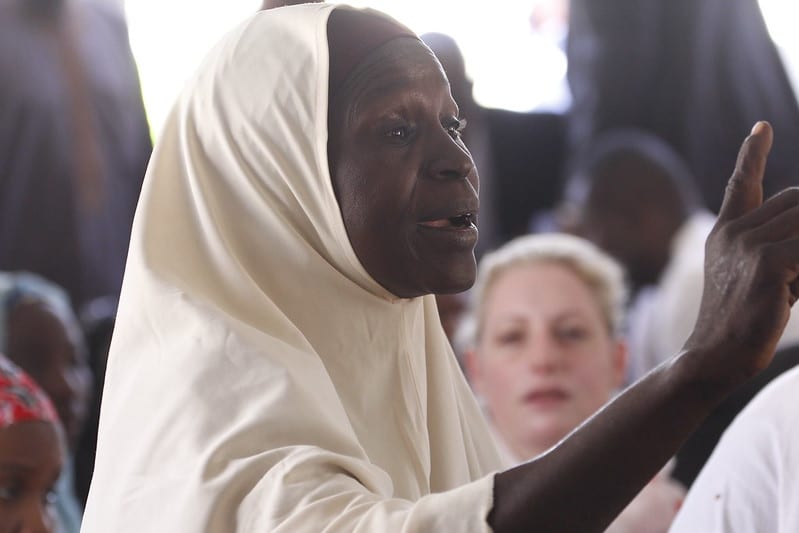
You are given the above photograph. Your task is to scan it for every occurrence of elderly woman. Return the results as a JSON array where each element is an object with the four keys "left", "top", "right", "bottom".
[
  {"left": 463, "top": 233, "right": 683, "bottom": 531},
  {"left": 82, "top": 4, "right": 798, "bottom": 532},
  {"left": 0, "top": 355, "right": 64, "bottom": 532}
]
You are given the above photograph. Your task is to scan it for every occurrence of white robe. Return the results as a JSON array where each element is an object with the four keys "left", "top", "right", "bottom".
[{"left": 81, "top": 4, "right": 501, "bottom": 532}]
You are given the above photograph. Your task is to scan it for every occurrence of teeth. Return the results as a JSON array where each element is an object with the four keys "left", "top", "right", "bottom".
[
  {"left": 420, "top": 214, "right": 475, "bottom": 229},
  {"left": 424, "top": 219, "right": 452, "bottom": 228},
  {"left": 450, "top": 214, "right": 473, "bottom": 227}
]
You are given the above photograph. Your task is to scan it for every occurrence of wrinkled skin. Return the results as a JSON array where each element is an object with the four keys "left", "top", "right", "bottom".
[
  {"left": 329, "top": 38, "right": 479, "bottom": 298},
  {"left": 686, "top": 123, "right": 799, "bottom": 385}
]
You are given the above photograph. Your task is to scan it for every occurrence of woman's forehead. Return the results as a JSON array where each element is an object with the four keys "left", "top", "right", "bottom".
[
  {"left": 335, "top": 39, "right": 451, "bottom": 112},
  {"left": 488, "top": 263, "right": 598, "bottom": 308}
]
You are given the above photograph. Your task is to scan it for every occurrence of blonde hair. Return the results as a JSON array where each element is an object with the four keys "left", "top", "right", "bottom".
[{"left": 461, "top": 233, "right": 628, "bottom": 351}]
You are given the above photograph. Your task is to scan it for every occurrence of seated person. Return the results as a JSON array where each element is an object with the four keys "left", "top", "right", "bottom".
[
  {"left": 560, "top": 130, "right": 715, "bottom": 381},
  {"left": 0, "top": 354, "right": 64, "bottom": 532},
  {"left": 673, "top": 335, "right": 799, "bottom": 488},
  {"left": 0, "top": 272, "right": 92, "bottom": 532},
  {"left": 462, "top": 233, "right": 683, "bottom": 532},
  {"left": 670, "top": 364, "right": 799, "bottom": 532}
]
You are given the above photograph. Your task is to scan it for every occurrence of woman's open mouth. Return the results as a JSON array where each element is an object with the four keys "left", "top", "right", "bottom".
[
  {"left": 418, "top": 212, "right": 476, "bottom": 230},
  {"left": 523, "top": 388, "right": 569, "bottom": 408}
]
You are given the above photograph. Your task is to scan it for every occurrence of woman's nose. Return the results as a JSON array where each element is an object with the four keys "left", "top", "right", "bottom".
[
  {"left": 524, "top": 334, "right": 562, "bottom": 373},
  {"left": 20, "top": 500, "right": 54, "bottom": 533},
  {"left": 427, "top": 130, "right": 475, "bottom": 181}
]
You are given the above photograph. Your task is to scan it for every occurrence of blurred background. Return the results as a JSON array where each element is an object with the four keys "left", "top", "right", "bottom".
[
  {"left": 126, "top": 0, "right": 798, "bottom": 137},
  {"left": 126, "top": 0, "right": 799, "bottom": 225}
]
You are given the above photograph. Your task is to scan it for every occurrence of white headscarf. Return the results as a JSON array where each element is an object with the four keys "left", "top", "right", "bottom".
[{"left": 81, "top": 4, "right": 501, "bottom": 532}]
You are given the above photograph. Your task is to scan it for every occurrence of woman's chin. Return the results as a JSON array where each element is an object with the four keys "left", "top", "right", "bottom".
[{"left": 426, "top": 257, "right": 477, "bottom": 295}]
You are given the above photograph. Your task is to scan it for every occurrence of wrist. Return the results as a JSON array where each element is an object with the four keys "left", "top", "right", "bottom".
[{"left": 665, "top": 346, "right": 742, "bottom": 406}]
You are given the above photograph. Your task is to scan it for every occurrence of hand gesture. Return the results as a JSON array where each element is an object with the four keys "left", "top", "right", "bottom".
[{"left": 686, "top": 122, "right": 799, "bottom": 388}]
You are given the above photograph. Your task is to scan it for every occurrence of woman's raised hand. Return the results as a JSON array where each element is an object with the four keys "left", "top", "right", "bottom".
[{"left": 687, "top": 122, "right": 799, "bottom": 388}]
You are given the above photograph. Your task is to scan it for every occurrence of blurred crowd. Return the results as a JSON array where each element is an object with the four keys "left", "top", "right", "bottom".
[{"left": 1, "top": 0, "right": 798, "bottom": 531}]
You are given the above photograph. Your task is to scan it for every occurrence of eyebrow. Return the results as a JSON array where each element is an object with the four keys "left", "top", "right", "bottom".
[
  {"left": 349, "top": 78, "right": 424, "bottom": 113},
  {"left": 490, "top": 308, "right": 590, "bottom": 324},
  {"left": 0, "top": 463, "right": 37, "bottom": 473}
]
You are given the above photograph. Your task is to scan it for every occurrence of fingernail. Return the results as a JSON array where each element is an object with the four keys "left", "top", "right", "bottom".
[{"left": 751, "top": 121, "right": 766, "bottom": 135}]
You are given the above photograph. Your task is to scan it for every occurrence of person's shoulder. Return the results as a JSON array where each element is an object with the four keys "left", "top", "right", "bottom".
[
  {"left": 711, "top": 363, "right": 799, "bottom": 468},
  {"left": 738, "top": 363, "right": 799, "bottom": 418},
  {"left": 669, "top": 370, "right": 797, "bottom": 533}
]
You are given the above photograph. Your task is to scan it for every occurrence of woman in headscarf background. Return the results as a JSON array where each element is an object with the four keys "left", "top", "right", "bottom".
[
  {"left": 0, "top": 272, "right": 91, "bottom": 533},
  {"left": 82, "top": 4, "right": 799, "bottom": 532},
  {"left": 462, "top": 233, "right": 684, "bottom": 531},
  {"left": 0, "top": 354, "right": 64, "bottom": 533}
]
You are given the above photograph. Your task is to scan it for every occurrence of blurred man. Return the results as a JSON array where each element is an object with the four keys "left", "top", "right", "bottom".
[{"left": 0, "top": 0, "right": 152, "bottom": 311}]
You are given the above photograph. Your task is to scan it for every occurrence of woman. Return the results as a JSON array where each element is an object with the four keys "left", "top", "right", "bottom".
[
  {"left": 82, "top": 4, "right": 797, "bottom": 532},
  {"left": 463, "top": 234, "right": 683, "bottom": 531},
  {"left": 0, "top": 272, "right": 92, "bottom": 452},
  {"left": 0, "top": 354, "right": 64, "bottom": 533},
  {"left": 0, "top": 272, "right": 91, "bottom": 533}
]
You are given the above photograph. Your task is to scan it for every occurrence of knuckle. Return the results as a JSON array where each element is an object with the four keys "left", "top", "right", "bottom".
[
  {"left": 739, "top": 230, "right": 759, "bottom": 251},
  {"left": 771, "top": 187, "right": 799, "bottom": 208},
  {"left": 725, "top": 174, "right": 745, "bottom": 197},
  {"left": 756, "top": 242, "right": 782, "bottom": 270},
  {"left": 713, "top": 221, "right": 739, "bottom": 245},
  {"left": 784, "top": 187, "right": 799, "bottom": 202}
]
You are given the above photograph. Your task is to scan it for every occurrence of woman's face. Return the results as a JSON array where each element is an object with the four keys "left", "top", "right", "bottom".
[
  {"left": 0, "top": 421, "right": 62, "bottom": 533},
  {"left": 467, "top": 262, "right": 626, "bottom": 461},
  {"left": 6, "top": 302, "right": 92, "bottom": 450},
  {"left": 329, "top": 38, "right": 479, "bottom": 298}
]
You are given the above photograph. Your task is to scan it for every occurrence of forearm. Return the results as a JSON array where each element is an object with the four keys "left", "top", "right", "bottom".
[{"left": 489, "top": 348, "right": 735, "bottom": 533}]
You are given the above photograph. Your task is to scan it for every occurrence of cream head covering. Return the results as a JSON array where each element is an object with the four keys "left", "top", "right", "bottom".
[{"left": 81, "top": 4, "right": 501, "bottom": 532}]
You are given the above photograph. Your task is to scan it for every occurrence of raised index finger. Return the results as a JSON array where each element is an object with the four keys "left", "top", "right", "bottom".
[{"left": 717, "top": 121, "right": 774, "bottom": 224}]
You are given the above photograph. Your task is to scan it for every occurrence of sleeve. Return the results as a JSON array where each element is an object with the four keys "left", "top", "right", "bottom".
[{"left": 242, "top": 453, "right": 497, "bottom": 532}]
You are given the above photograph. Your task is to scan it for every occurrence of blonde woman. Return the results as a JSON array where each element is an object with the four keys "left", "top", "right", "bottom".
[{"left": 464, "top": 234, "right": 684, "bottom": 532}]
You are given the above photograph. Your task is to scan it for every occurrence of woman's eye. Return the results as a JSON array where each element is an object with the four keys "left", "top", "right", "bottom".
[
  {"left": 0, "top": 484, "right": 20, "bottom": 502},
  {"left": 387, "top": 127, "right": 409, "bottom": 138},
  {"left": 446, "top": 117, "right": 468, "bottom": 140},
  {"left": 383, "top": 122, "right": 415, "bottom": 142},
  {"left": 43, "top": 489, "right": 58, "bottom": 506},
  {"left": 496, "top": 330, "right": 524, "bottom": 345},
  {"left": 556, "top": 326, "right": 588, "bottom": 342}
]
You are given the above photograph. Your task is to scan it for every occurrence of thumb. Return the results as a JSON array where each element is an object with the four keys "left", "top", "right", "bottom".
[{"left": 717, "top": 121, "right": 773, "bottom": 223}]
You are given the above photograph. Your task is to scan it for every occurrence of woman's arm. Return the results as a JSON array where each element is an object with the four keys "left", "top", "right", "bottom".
[{"left": 490, "top": 122, "right": 799, "bottom": 532}]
